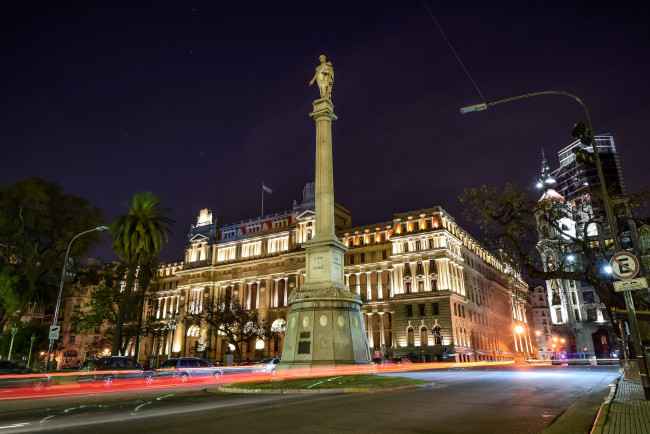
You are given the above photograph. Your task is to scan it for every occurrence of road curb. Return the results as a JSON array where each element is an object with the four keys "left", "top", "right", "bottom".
[
  {"left": 590, "top": 375, "right": 620, "bottom": 434},
  {"left": 209, "top": 383, "right": 430, "bottom": 395}
]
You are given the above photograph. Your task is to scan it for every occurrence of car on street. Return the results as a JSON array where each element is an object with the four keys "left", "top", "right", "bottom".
[
  {"left": 76, "top": 356, "right": 155, "bottom": 387},
  {"left": 253, "top": 357, "right": 281, "bottom": 373},
  {"left": 156, "top": 357, "right": 223, "bottom": 383},
  {"left": 0, "top": 361, "right": 51, "bottom": 391}
]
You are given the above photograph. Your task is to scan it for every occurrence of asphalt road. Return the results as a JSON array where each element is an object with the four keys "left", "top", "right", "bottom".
[{"left": 0, "top": 364, "right": 619, "bottom": 434}]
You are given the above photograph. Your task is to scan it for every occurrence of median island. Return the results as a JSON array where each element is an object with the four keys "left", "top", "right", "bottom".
[{"left": 219, "top": 374, "right": 429, "bottom": 394}]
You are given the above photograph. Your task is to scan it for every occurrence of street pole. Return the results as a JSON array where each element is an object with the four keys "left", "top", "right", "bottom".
[
  {"left": 7, "top": 327, "right": 17, "bottom": 361},
  {"left": 27, "top": 334, "right": 35, "bottom": 368},
  {"left": 46, "top": 225, "right": 108, "bottom": 372},
  {"left": 461, "top": 90, "right": 650, "bottom": 399}
]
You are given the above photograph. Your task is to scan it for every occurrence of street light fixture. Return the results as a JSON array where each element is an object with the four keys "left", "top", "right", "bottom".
[
  {"left": 7, "top": 326, "right": 18, "bottom": 361},
  {"left": 27, "top": 334, "right": 36, "bottom": 369},
  {"left": 46, "top": 225, "right": 109, "bottom": 372},
  {"left": 460, "top": 90, "right": 650, "bottom": 399}
]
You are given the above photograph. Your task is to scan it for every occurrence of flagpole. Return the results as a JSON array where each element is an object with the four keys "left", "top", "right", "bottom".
[{"left": 261, "top": 182, "right": 264, "bottom": 217}]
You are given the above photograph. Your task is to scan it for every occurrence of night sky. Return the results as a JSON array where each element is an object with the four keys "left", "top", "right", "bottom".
[{"left": 2, "top": 1, "right": 649, "bottom": 262}]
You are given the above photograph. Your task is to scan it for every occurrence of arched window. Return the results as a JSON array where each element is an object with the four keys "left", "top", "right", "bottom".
[
  {"left": 420, "top": 327, "right": 428, "bottom": 346},
  {"left": 433, "top": 326, "right": 442, "bottom": 345},
  {"left": 407, "top": 327, "right": 414, "bottom": 346},
  {"left": 187, "top": 325, "right": 201, "bottom": 337},
  {"left": 63, "top": 350, "right": 78, "bottom": 358}
]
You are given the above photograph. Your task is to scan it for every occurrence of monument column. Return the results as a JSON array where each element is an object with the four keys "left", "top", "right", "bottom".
[{"left": 279, "top": 55, "right": 370, "bottom": 369}]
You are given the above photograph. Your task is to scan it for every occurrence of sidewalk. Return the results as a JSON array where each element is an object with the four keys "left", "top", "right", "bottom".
[{"left": 592, "top": 378, "right": 650, "bottom": 434}]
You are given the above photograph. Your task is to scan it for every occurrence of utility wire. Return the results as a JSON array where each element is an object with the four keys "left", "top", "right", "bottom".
[{"left": 421, "top": 0, "right": 486, "bottom": 103}]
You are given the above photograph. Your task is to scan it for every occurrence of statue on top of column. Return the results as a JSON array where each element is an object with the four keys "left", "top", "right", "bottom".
[{"left": 309, "top": 55, "right": 334, "bottom": 100}]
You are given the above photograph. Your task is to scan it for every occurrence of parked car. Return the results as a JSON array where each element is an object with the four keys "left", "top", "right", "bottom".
[
  {"left": 0, "top": 361, "right": 51, "bottom": 391},
  {"left": 76, "top": 356, "right": 154, "bottom": 387},
  {"left": 253, "top": 357, "right": 281, "bottom": 373},
  {"left": 156, "top": 357, "right": 223, "bottom": 383}
]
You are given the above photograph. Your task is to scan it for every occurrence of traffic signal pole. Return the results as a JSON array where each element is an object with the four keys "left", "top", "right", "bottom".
[{"left": 461, "top": 91, "right": 650, "bottom": 399}]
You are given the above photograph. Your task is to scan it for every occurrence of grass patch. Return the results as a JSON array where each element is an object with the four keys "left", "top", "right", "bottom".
[{"left": 228, "top": 375, "right": 428, "bottom": 390}]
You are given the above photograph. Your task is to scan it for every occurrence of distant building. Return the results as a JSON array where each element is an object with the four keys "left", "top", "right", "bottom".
[
  {"left": 529, "top": 285, "right": 554, "bottom": 359},
  {"left": 141, "top": 183, "right": 533, "bottom": 365},
  {"left": 535, "top": 137, "right": 622, "bottom": 360}
]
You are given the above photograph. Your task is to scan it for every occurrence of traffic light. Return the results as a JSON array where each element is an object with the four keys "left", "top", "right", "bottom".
[
  {"left": 572, "top": 146, "right": 596, "bottom": 165},
  {"left": 572, "top": 122, "right": 592, "bottom": 145}
]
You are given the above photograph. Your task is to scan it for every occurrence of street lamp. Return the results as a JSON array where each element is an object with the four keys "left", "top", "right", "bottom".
[
  {"left": 7, "top": 326, "right": 18, "bottom": 361},
  {"left": 27, "top": 334, "right": 36, "bottom": 368},
  {"left": 46, "top": 225, "right": 109, "bottom": 372},
  {"left": 460, "top": 90, "right": 650, "bottom": 399},
  {"left": 166, "top": 312, "right": 178, "bottom": 359}
]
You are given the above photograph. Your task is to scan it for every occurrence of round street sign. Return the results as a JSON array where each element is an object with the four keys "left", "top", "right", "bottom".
[{"left": 609, "top": 252, "right": 640, "bottom": 280}]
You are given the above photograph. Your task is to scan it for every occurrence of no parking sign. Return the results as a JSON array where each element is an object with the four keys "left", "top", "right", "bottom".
[{"left": 609, "top": 252, "right": 640, "bottom": 280}]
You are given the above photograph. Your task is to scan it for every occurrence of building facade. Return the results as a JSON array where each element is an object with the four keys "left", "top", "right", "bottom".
[
  {"left": 142, "top": 183, "right": 533, "bottom": 365},
  {"left": 535, "top": 137, "right": 622, "bottom": 359}
]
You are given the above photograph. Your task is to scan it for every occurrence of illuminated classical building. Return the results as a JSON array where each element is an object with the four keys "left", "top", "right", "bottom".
[{"left": 146, "top": 183, "right": 533, "bottom": 364}]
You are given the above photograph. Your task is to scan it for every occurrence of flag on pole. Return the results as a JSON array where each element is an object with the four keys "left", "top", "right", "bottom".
[{"left": 262, "top": 183, "right": 273, "bottom": 194}]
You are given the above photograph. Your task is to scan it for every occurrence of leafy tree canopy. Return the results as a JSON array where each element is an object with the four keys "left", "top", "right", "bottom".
[
  {"left": 0, "top": 178, "right": 105, "bottom": 328},
  {"left": 460, "top": 183, "right": 649, "bottom": 319}
]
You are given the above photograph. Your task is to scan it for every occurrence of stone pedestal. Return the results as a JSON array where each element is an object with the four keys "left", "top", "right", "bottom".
[{"left": 279, "top": 97, "right": 370, "bottom": 369}]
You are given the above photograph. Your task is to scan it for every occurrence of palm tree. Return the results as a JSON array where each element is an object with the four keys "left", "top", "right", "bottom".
[{"left": 109, "top": 191, "right": 173, "bottom": 356}]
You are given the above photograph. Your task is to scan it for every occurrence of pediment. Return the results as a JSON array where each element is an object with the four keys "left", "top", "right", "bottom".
[
  {"left": 296, "top": 210, "right": 315, "bottom": 221},
  {"left": 189, "top": 233, "right": 210, "bottom": 243}
]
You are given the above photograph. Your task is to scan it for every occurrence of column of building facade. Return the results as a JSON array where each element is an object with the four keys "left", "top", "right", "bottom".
[
  {"left": 345, "top": 273, "right": 350, "bottom": 287},
  {"left": 366, "top": 272, "right": 372, "bottom": 300},
  {"left": 377, "top": 270, "right": 383, "bottom": 299},
  {"left": 156, "top": 297, "right": 162, "bottom": 318},
  {"left": 355, "top": 272, "right": 362, "bottom": 294},
  {"left": 378, "top": 312, "right": 386, "bottom": 347},
  {"left": 367, "top": 312, "right": 374, "bottom": 348},
  {"left": 246, "top": 282, "right": 252, "bottom": 310},
  {"left": 283, "top": 277, "right": 288, "bottom": 306},
  {"left": 390, "top": 311, "right": 397, "bottom": 347}
]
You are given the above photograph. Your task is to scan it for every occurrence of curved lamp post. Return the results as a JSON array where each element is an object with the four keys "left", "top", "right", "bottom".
[
  {"left": 46, "top": 225, "right": 109, "bottom": 372},
  {"left": 461, "top": 91, "right": 650, "bottom": 399}
]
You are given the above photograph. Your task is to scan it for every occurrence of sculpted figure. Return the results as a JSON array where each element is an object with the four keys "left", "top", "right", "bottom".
[{"left": 309, "top": 55, "right": 334, "bottom": 100}]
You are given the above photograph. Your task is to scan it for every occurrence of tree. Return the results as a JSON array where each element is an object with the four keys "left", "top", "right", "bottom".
[
  {"left": 69, "top": 261, "right": 161, "bottom": 356},
  {"left": 109, "top": 191, "right": 173, "bottom": 355},
  {"left": 183, "top": 293, "right": 276, "bottom": 360},
  {"left": 0, "top": 320, "right": 50, "bottom": 365},
  {"left": 459, "top": 183, "right": 649, "bottom": 323},
  {"left": 0, "top": 178, "right": 105, "bottom": 329}
]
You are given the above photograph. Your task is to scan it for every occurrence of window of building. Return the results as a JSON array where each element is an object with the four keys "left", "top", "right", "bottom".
[
  {"left": 406, "top": 305, "right": 413, "bottom": 317},
  {"left": 93, "top": 336, "right": 99, "bottom": 345},
  {"left": 407, "top": 327, "right": 414, "bottom": 346},
  {"left": 415, "top": 241, "right": 421, "bottom": 251},
  {"left": 418, "top": 304, "right": 425, "bottom": 316},
  {"left": 587, "top": 308, "right": 597, "bottom": 322},
  {"left": 461, "top": 306, "right": 465, "bottom": 318},
  {"left": 217, "top": 246, "right": 236, "bottom": 262},
  {"left": 360, "top": 253, "right": 365, "bottom": 262},
  {"left": 382, "top": 250, "right": 387, "bottom": 260},
  {"left": 94, "top": 325, "right": 100, "bottom": 333},
  {"left": 404, "top": 242, "right": 409, "bottom": 253},
  {"left": 454, "top": 303, "right": 457, "bottom": 316},
  {"left": 420, "top": 327, "right": 428, "bottom": 346},
  {"left": 432, "top": 302, "right": 439, "bottom": 315},
  {"left": 241, "top": 241, "right": 261, "bottom": 258},
  {"left": 405, "top": 282, "right": 412, "bottom": 294},
  {"left": 68, "top": 335, "right": 76, "bottom": 344},
  {"left": 350, "top": 255, "right": 355, "bottom": 265}
]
